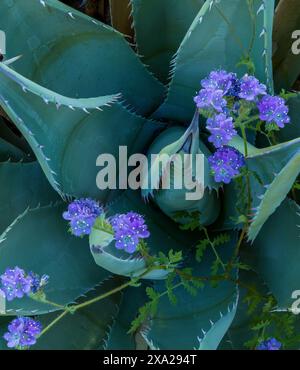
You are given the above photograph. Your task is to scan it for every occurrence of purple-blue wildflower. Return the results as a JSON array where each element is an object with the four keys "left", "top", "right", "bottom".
[
  {"left": 258, "top": 95, "right": 290, "bottom": 128},
  {"left": 63, "top": 198, "right": 103, "bottom": 237},
  {"left": 238, "top": 75, "right": 266, "bottom": 101},
  {"left": 227, "top": 75, "right": 241, "bottom": 98},
  {"left": 256, "top": 338, "right": 282, "bottom": 351},
  {"left": 194, "top": 88, "right": 227, "bottom": 112},
  {"left": 4, "top": 317, "right": 42, "bottom": 349},
  {"left": 0, "top": 267, "right": 33, "bottom": 301},
  {"left": 208, "top": 146, "right": 245, "bottom": 184},
  {"left": 206, "top": 113, "right": 237, "bottom": 148},
  {"left": 201, "top": 70, "right": 235, "bottom": 94},
  {"left": 28, "top": 272, "right": 49, "bottom": 294},
  {"left": 110, "top": 212, "right": 150, "bottom": 254}
]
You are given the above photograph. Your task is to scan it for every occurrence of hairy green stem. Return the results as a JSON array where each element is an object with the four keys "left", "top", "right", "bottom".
[
  {"left": 203, "top": 228, "right": 226, "bottom": 272},
  {"left": 33, "top": 266, "right": 162, "bottom": 343},
  {"left": 38, "top": 310, "right": 69, "bottom": 339},
  {"left": 38, "top": 298, "right": 67, "bottom": 311},
  {"left": 247, "top": 0, "right": 256, "bottom": 61},
  {"left": 72, "top": 279, "right": 137, "bottom": 312},
  {"left": 240, "top": 124, "right": 249, "bottom": 157},
  {"left": 239, "top": 115, "right": 260, "bottom": 130}
]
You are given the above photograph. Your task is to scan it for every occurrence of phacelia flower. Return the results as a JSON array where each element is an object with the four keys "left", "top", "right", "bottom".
[
  {"left": 201, "top": 70, "right": 236, "bottom": 94},
  {"left": 111, "top": 212, "right": 150, "bottom": 254},
  {"left": 0, "top": 267, "right": 33, "bottom": 301},
  {"left": 194, "top": 88, "right": 227, "bottom": 112},
  {"left": 206, "top": 113, "right": 237, "bottom": 148},
  {"left": 63, "top": 198, "right": 103, "bottom": 237},
  {"left": 4, "top": 317, "right": 42, "bottom": 349},
  {"left": 208, "top": 146, "right": 245, "bottom": 184},
  {"left": 28, "top": 272, "right": 49, "bottom": 294},
  {"left": 238, "top": 75, "right": 266, "bottom": 101},
  {"left": 256, "top": 338, "right": 282, "bottom": 351},
  {"left": 258, "top": 95, "right": 290, "bottom": 128},
  {"left": 227, "top": 75, "right": 241, "bottom": 98}
]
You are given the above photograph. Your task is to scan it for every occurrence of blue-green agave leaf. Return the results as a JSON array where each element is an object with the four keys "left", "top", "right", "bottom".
[
  {"left": 0, "top": 317, "right": 11, "bottom": 350},
  {"left": 273, "top": 0, "right": 300, "bottom": 91},
  {"left": 219, "top": 270, "right": 269, "bottom": 350},
  {"left": 252, "top": 198, "right": 300, "bottom": 309},
  {"left": 154, "top": 0, "right": 275, "bottom": 122},
  {"left": 106, "top": 286, "right": 148, "bottom": 350},
  {"left": 0, "top": 63, "right": 164, "bottom": 199},
  {"left": 0, "top": 0, "right": 164, "bottom": 115},
  {"left": 248, "top": 150, "right": 300, "bottom": 241},
  {"left": 0, "top": 161, "right": 59, "bottom": 233},
  {"left": 131, "top": 0, "right": 205, "bottom": 83},
  {"left": 0, "top": 117, "right": 32, "bottom": 156},
  {"left": 277, "top": 94, "right": 300, "bottom": 142},
  {"left": 197, "top": 301, "right": 238, "bottom": 350},
  {"left": 245, "top": 138, "right": 300, "bottom": 241},
  {"left": 0, "top": 137, "right": 25, "bottom": 162}
]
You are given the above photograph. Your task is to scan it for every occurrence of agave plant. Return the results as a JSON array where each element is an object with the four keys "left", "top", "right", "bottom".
[{"left": 0, "top": 0, "right": 299, "bottom": 350}]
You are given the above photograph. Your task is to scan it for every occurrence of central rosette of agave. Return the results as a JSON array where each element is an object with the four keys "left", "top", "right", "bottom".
[{"left": 141, "top": 110, "right": 221, "bottom": 226}]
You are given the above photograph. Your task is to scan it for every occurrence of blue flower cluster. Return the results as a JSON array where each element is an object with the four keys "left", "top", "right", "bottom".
[
  {"left": 111, "top": 212, "right": 150, "bottom": 254},
  {"left": 258, "top": 95, "right": 290, "bottom": 128},
  {"left": 63, "top": 200, "right": 150, "bottom": 254},
  {"left": 208, "top": 146, "right": 245, "bottom": 184},
  {"left": 0, "top": 267, "right": 48, "bottom": 301},
  {"left": 63, "top": 198, "right": 103, "bottom": 237},
  {"left": 257, "top": 338, "right": 282, "bottom": 350},
  {"left": 194, "top": 70, "right": 290, "bottom": 184},
  {"left": 4, "top": 317, "right": 42, "bottom": 349},
  {"left": 0, "top": 268, "right": 47, "bottom": 349},
  {"left": 206, "top": 113, "right": 237, "bottom": 148}
]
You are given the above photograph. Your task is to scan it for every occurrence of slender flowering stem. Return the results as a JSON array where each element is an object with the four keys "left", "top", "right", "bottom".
[
  {"left": 176, "top": 270, "right": 222, "bottom": 283},
  {"left": 38, "top": 310, "right": 69, "bottom": 339},
  {"left": 236, "top": 227, "right": 247, "bottom": 259},
  {"left": 177, "top": 270, "right": 262, "bottom": 299},
  {"left": 214, "top": 4, "right": 245, "bottom": 53},
  {"left": 240, "top": 124, "right": 249, "bottom": 157},
  {"left": 227, "top": 113, "right": 259, "bottom": 263},
  {"left": 72, "top": 265, "right": 170, "bottom": 312},
  {"left": 96, "top": 225, "right": 114, "bottom": 235},
  {"left": 269, "top": 131, "right": 277, "bottom": 146},
  {"left": 128, "top": 281, "right": 186, "bottom": 334},
  {"left": 155, "top": 282, "right": 184, "bottom": 300},
  {"left": 241, "top": 115, "right": 260, "bottom": 127},
  {"left": 35, "top": 267, "right": 223, "bottom": 343},
  {"left": 226, "top": 162, "right": 251, "bottom": 270},
  {"left": 29, "top": 267, "right": 167, "bottom": 317},
  {"left": 239, "top": 116, "right": 254, "bottom": 229},
  {"left": 32, "top": 265, "right": 165, "bottom": 344},
  {"left": 246, "top": 0, "right": 257, "bottom": 64},
  {"left": 222, "top": 113, "right": 255, "bottom": 271},
  {"left": 240, "top": 127, "right": 252, "bottom": 223},
  {"left": 33, "top": 297, "right": 66, "bottom": 311},
  {"left": 72, "top": 279, "right": 139, "bottom": 312},
  {"left": 203, "top": 228, "right": 226, "bottom": 271}
]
